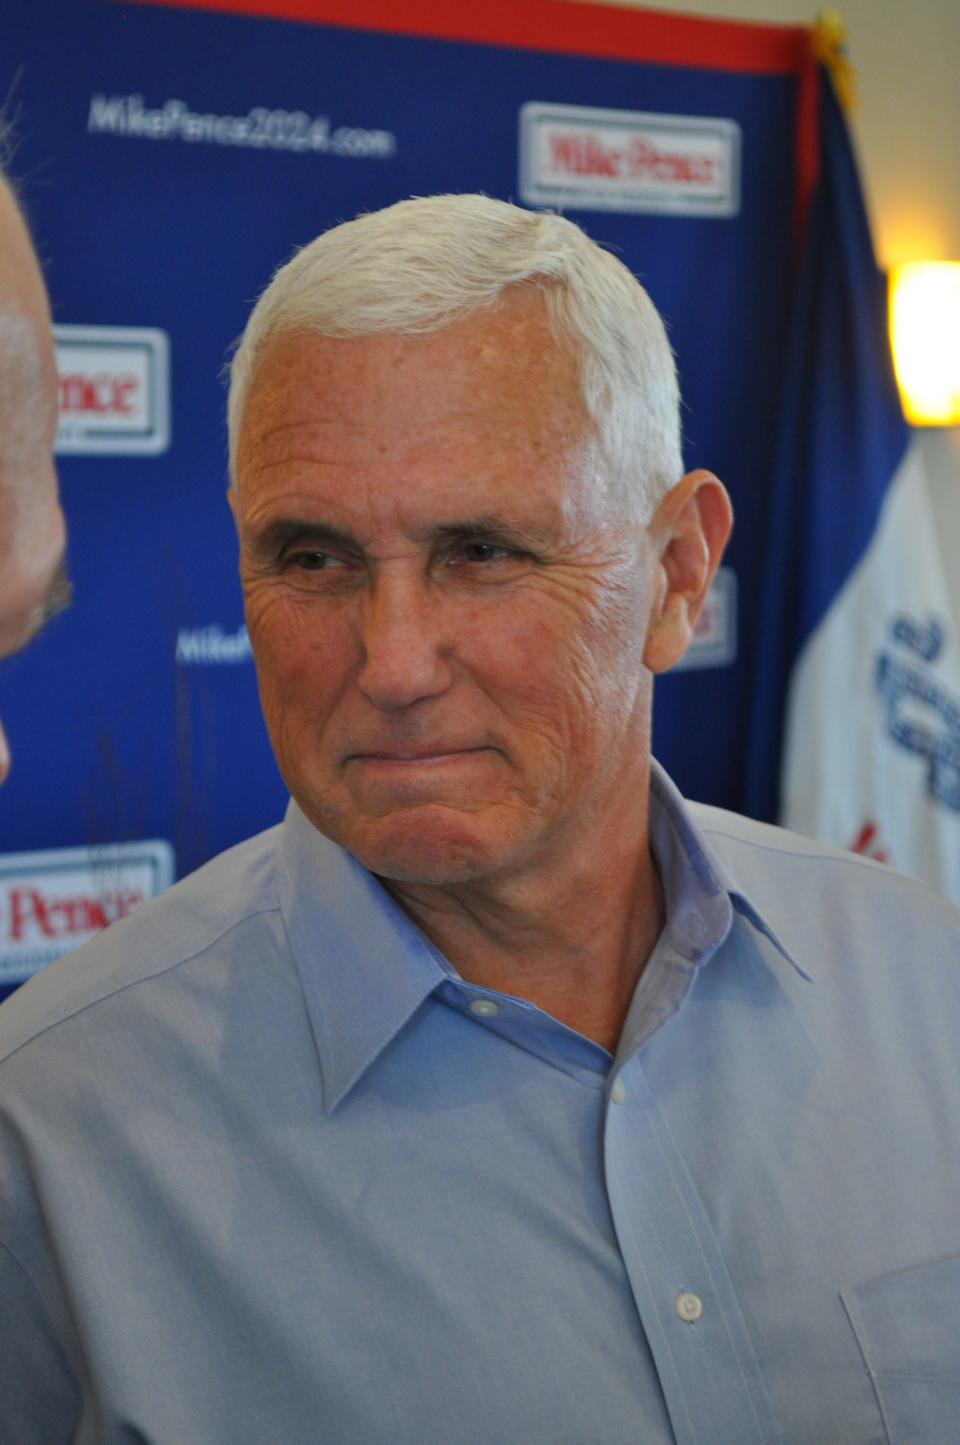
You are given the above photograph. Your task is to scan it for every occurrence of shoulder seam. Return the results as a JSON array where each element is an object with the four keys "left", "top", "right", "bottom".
[
  {"left": 698, "top": 823, "right": 944, "bottom": 900},
  {"left": 0, "top": 902, "right": 281, "bottom": 1073}
]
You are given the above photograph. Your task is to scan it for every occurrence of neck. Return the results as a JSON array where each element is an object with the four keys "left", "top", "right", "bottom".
[{"left": 383, "top": 810, "right": 665, "bottom": 1054}]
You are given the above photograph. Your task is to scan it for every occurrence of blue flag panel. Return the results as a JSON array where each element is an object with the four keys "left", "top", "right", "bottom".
[{"left": 746, "top": 75, "right": 910, "bottom": 820}]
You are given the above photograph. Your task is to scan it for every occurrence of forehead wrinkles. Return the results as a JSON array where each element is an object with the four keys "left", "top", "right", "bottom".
[
  {"left": 239, "top": 293, "right": 592, "bottom": 476},
  {"left": 232, "top": 295, "right": 629, "bottom": 545}
]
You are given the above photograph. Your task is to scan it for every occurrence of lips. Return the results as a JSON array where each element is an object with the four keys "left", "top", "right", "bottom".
[{"left": 348, "top": 745, "right": 489, "bottom": 764}]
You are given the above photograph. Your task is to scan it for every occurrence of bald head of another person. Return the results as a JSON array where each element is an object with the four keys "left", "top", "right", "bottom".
[{"left": 0, "top": 173, "right": 67, "bottom": 780}]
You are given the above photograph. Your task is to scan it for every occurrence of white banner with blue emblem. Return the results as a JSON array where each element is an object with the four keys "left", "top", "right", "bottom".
[{"left": 782, "top": 433, "right": 960, "bottom": 900}]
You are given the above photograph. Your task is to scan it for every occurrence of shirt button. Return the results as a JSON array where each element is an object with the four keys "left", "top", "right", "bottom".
[
  {"left": 675, "top": 1292, "right": 703, "bottom": 1323},
  {"left": 610, "top": 1077, "right": 626, "bottom": 1104},
  {"left": 469, "top": 999, "right": 500, "bottom": 1018}
]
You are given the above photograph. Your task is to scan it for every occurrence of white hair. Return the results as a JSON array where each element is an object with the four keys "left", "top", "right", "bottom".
[{"left": 227, "top": 194, "right": 683, "bottom": 519}]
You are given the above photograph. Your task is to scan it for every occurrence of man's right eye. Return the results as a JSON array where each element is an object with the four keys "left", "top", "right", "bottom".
[{"left": 286, "top": 551, "right": 349, "bottom": 571}]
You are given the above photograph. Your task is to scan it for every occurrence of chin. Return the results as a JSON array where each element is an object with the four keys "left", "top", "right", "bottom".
[{"left": 342, "top": 807, "right": 515, "bottom": 887}]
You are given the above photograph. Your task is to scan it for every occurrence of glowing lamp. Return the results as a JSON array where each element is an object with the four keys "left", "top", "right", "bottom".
[{"left": 889, "top": 262, "right": 960, "bottom": 426}]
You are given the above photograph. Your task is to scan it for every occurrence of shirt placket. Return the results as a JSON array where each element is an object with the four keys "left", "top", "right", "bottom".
[{"left": 604, "top": 1057, "right": 783, "bottom": 1445}]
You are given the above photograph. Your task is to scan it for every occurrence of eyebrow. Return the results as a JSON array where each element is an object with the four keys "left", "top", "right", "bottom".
[
  {"left": 247, "top": 517, "right": 359, "bottom": 562},
  {"left": 246, "top": 512, "right": 549, "bottom": 562},
  {"left": 432, "top": 514, "right": 544, "bottom": 546}
]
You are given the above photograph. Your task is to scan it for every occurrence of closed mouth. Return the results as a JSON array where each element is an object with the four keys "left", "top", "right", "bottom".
[{"left": 348, "top": 746, "right": 490, "bottom": 765}]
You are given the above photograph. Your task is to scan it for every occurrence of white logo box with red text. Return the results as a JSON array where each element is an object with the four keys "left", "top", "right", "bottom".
[
  {"left": 54, "top": 324, "right": 170, "bottom": 455},
  {"left": 0, "top": 839, "right": 174, "bottom": 984},
  {"left": 519, "top": 102, "right": 740, "bottom": 217}
]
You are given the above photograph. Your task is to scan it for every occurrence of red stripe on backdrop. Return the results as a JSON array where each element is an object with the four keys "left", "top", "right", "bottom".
[
  {"left": 114, "top": 0, "right": 808, "bottom": 75},
  {"left": 792, "top": 47, "right": 821, "bottom": 249}
]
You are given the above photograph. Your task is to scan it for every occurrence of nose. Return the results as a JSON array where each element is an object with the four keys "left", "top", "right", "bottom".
[
  {"left": 357, "top": 572, "right": 453, "bottom": 711},
  {"left": 0, "top": 717, "right": 9, "bottom": 785}
]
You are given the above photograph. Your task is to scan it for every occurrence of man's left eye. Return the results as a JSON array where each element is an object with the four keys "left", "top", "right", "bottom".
[{"left": 454, "top": 542, "right": 512, "bottom": 564}]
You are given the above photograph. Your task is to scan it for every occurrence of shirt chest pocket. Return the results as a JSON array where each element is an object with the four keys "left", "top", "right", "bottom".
[{"left": 841, "top": 1256, "right": 960, "bottom": 1444}]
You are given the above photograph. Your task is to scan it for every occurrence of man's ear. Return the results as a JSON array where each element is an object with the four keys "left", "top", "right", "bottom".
[{"left": 642, "top": 470, "right": 733, "bottom": 675}]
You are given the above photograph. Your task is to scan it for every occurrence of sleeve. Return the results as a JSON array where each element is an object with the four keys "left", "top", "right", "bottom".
[{"left": 0, "top": 1230, "right": 81, "bottom": 1445}]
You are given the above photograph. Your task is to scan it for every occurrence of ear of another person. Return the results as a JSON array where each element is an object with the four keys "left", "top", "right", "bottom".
[{"left": 641, "top": 470, "right": 732, "bottom": 676}]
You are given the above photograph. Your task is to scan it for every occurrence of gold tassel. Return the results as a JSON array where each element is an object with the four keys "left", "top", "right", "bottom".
[{"left": 812, "top": 9, "right": 856, "bottom": 116}]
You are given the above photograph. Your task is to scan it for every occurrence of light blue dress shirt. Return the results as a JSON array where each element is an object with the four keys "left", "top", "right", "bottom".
[{"left": 1, "top": 762, "right": 959, "bottom": 1443}]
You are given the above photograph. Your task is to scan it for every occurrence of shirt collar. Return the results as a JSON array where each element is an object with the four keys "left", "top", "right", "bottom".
[
  {"left": 276, "top": 767, "right": 808, "bottom": 1111},
  {"left": 276, "top": 800, "right": 451, "bottom": 1112},
  {"left": 648, "top": 759, "right": 809, "bottom": 982}
]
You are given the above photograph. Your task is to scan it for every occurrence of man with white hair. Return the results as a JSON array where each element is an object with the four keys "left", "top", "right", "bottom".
[
  {"left": 0, "top": 169, "right": 67, "bottom": 779},
  {"left": 1, "top": 194, "right": 958, "bottom": 1444}
]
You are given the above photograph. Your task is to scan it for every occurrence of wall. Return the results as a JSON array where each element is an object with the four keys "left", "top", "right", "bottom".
[{"left": 574, "top": 0, "right": 960, "bottom": 269}]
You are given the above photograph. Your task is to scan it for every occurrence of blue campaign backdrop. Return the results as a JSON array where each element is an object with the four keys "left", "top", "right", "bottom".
[{"left": 2, "top": 0, "right": 819, "bottom": 888}]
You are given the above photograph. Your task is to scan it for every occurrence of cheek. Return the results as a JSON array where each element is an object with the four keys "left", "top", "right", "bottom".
[
  {"left": 245, "top": 589, "right": 356, "bottom": 717},
  {"left": 531, "top": 582, "right": 651, "bottom": 697},
  {"left": 473, "top": 596, "right": 642, "bottom": 748},
  {"left": 580, "top": 577, "right": 654, "bottom": 697}
]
